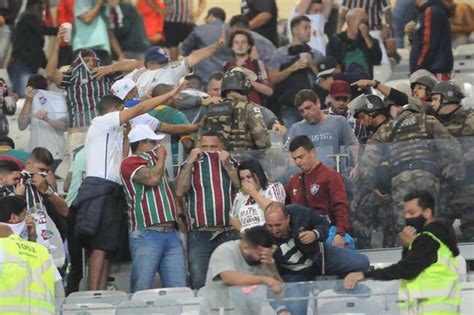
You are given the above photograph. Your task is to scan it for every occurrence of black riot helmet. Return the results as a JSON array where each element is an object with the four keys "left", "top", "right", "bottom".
[
  {"left": 349, "top": 94, "right": 387, "bottom": 118},
  {"left": 221, "top": 68, "right": 252, "bottom": 98},
  {"left": 431, "top": 81, "right": 465, "bottom": 106}
]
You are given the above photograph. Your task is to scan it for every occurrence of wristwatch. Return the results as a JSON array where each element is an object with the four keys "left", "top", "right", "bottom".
[{"left": 373, "top": 80, "right": 380, "bottom": 89}]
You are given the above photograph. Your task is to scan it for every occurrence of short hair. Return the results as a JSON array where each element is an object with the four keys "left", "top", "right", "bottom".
[
  {"left": 0, "top": 196, "right": 27, "bottom": 223},
  {"left": 294, "top": 89, "right": 319, "bottom": 108},
  {"left": 208, "top": 71, "right": 224, "bottom": 82},
  {"left": 27, "top": 74, "right": 48, "bottom": 90},
  {"left": 200, "top": 130, "right": 227, "bottom": 149},
  {"left": 207, "top": 7, "right": 226, "bottom": 22},
  {"left": 0, "top": 160, "right": 20, "bottom": 175},
  {"left": 290, "top": 15, "right": 311, "bottom": 33},
  {"left": 404, "top": 191, "right": 435, "bottom": 215},
  {"left": 238, "top": 159, "right": 268, "bottom": 189},
  {"left": 229, "top": 15, "right": 250, "bottom": 29},
  {"left": 346, "top": 8, "right": 365, "bottom": 22},
  {"left": 243, "top": 226, "right": 274, "bottom": 248},
  {"left": 130, "top": 142, "right": 140, "bottom": 153},
  {"left": 151, "top": 83, "right": 173, "bottom": 97},
  {"left": 30, "top": 147, "right": 54, "bottom": 167},
  {"left": 185, "top": 74, "right": 203, "bottom": 90},
  {"left": 229, "top": 30, "right": 254, "bottom": 53},
  {"left": 289, "top": 135, "right": 315, "bottom": 152},
  {"left": 26, "top": 0, "right": 43, "bottom": 8},
  {"left": 0, "top": 136, "right": 15, "bottom": 148},
  {"left": 98, "top": 95, "right": 123, "bottom": 115},
  {"left": 265, "top": 201, "right": 288, "bottom": 217},
  {"left": 81, "top": 49, "right": 96, "bottom": 59}
]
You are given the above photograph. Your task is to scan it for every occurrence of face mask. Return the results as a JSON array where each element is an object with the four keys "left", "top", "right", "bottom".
[
  {"left": 2, "top": 221, "right": 27, "bottom": 238},
  {"left": 405, "top": 215, "right": 426, "bottom": 232},
  {"left": 124, "top": 98, "right": 140, "bottom": 108}
]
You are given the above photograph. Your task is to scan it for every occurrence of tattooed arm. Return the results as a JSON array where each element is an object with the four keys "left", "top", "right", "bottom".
[
  {"left": 220, "top": 150, "right": 241, "bottom": 190},
  {"left": 134, "top": 146, "right": 166, "bottom": 186},
  {"left": 174, "top": 148, "right": 201, "bottom": 197}
]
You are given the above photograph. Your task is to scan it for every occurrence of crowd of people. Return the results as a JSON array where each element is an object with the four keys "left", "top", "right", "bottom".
[{"left": 0, "top": 0, "right": 473, "bottom": 314}]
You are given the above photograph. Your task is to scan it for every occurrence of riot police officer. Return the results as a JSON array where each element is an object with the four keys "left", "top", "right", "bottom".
[{"left": 200, "top": 69, "right": 271, "bottom": 152}]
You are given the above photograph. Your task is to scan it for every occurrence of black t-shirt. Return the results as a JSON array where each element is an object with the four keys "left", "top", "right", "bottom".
[{"left": 241, "top": 0, "right": 278, "bottom": 46}]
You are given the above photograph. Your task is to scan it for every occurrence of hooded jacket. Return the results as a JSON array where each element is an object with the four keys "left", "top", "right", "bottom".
[{"left": 409, "top": 0, "right": 453, "bottom": 74}]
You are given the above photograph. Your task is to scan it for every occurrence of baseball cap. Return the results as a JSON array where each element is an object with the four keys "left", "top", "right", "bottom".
[
  {"left": 144, "top": 46, "right": 170, "bottom": 65},
  {"left": 330, "top": 80, "right": 351, "bottom": 98},
  {"left": 316, "top": 56, "right": 339, "bottom": 80},
  {"left": 128, "top": 124, "right": 166, "bottom": 143},
  {"left": 111, "top": 78, "right": 137, "bottom": 100}
]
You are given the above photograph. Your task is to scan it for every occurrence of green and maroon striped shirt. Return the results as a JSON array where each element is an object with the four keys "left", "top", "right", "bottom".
[
  {"left": 60, "top": 56, "right": 119, "bottom": 128},
  {"left": 121, "top": 147, "right": 177, "bottom": 232},
  {"left": 182, "top": 152, "right": 234, "bottom": 229}
]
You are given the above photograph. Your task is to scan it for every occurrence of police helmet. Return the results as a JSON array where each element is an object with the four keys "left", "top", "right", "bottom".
[
  {"left": 349, "top": 94, "right": 387, "bottom": 118},
  {"left": 431, "top": 81, "right": 465, "bottom": 105},
  {"left": 410, "top": 75, "right": 439, "bottom": 91},
  {"left": 221, "top": 68, "right": 252, "bottom": 97}
]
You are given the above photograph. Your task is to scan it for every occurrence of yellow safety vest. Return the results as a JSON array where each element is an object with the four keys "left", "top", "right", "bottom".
[
  {"left": 399, "top": 231, "right": 461, "bottom": 315},
  {"left": 0, "top": 234, "right": 55, "bottom": 315}
]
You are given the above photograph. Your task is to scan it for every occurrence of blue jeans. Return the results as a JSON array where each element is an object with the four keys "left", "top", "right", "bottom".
[
  {"left": 393, "top": 0, "right": 418, "bottom": 48},
  {"left": 275, "top": 245, "right": 370, "bottom": 314},
  {"left": 324, "top": 244, "right": 369, "bottom": 275},
  {"left": 7, "top": 58, "right": 34, "bottom": 98},
  {"left": 129, "top": 229, "right": 186, "bottom": 293},
  {"left": 280, "top": 105, "right": 302, "bottom": 131},
  {"left": 188, "top": 229, "right": 240, "bottom": 290}
]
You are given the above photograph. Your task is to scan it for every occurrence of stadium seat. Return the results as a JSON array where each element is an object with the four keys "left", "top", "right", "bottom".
[
  {"left": 131, "top": 287, "right": 194, "bottom": 301},
  {"left": 177, "top": 297, "right": 203, "bottom": 313},
  {"left": 116, "top": 299, "right": 181, "bottom": 315},
  {"left": 65, "top": 290, "right": 128, "bottom": 305},
  {"left": 454, "top": 44, "right": 474, "bottom": 60},
  {"left": 196, "top": 287, "right": 206, "bottom": 297},
  {"left": 62, "top": 303, "right": 115, "bottom": 315},
  {"left": 461, "top": 282, "right": 474, "bottom": 315},
  {"left": 317, "top": 287, "right": 386, "bottom": 314}
]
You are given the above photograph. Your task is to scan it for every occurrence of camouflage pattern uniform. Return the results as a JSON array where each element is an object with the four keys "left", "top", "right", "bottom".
[
  {"left": 430, "top": 81, "right": 474, "bottom": 240},
  {"left": 199, "top": 69, "right": 271, "bottom": 152},
  {"left": 199, "top": 97, "right": 271, "bottom": 152},
  {"left": 349, "top": 95, "right": 396, "bottom": 248},
  {"left": 441, "top": 108, "right": 474, "bottom": 241},
  {"left": 358, "top": 105, "right": 463, "bottom": 235}
]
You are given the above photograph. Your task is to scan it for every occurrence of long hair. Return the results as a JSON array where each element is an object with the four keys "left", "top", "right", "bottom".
[{"left": 238, "top": 158, "right": 269, "bottom": 190}]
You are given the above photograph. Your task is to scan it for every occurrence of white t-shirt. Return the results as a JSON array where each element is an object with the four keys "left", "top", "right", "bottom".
[
  {"left": 130, "top": 113, "right": 161, "bottom": 131},
  {"left": 125, "top": 58, "right": 191, "bottom": 98},
  {"left": 230, "top": 182, "right": 286, "bottom": 231},
  {"left": 288, "top": 9, "right": 327, "bottom": 56},
  {"left": 85, "top": 111, "right": 123, "bottom": 184},
  {"left": 28, "top": 90, "right": 67, "bottom": 159}
]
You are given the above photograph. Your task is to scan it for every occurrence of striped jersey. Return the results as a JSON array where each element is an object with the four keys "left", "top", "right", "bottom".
[
  {"left": 121, "top": 147, "right": 177, "bottom": 232},
  {"left": 164, "top": 0, "right": 192, "bottom": 23},
  {"left": 181, "top": 152, "right": 234, "bottom": 229},
  {"left": 60, "top": 55, "right": 119, "bottom": 128},
  {"left": 230, "top": 182, "right": 286, "bottom": 231},
  {"left": 341, "top": 0, "right": 391, "bottom": 31}
]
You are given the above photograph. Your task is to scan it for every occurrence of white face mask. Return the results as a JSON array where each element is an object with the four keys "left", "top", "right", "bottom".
[{"left": 2, "top": 221, "right": 27, "bottom": 238}]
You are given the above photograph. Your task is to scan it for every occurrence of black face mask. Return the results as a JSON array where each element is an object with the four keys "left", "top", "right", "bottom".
[{"left": 405, "top": 215, "right": 426, "bottom": 232}]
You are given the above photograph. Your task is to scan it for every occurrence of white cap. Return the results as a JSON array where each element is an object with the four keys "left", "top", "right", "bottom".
[
  {"left": 128, "top": 124, "right": 166, "bottom": 143},
  {"left": 111, "top": 78, "right": 137, "bottom": 100}
]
